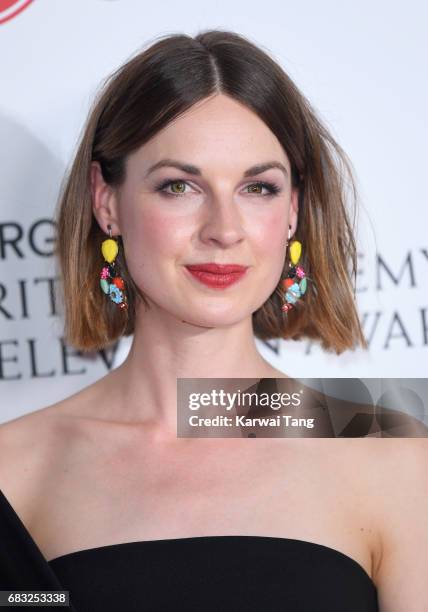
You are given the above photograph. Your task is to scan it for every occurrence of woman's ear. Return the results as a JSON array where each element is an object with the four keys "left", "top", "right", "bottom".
[{"left": 90, "top": 161, "right": 121, "bottom": 234}]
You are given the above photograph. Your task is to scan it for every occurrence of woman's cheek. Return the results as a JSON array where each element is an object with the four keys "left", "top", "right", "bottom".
[
  {"left": 123, "top": 213, "right": 189, "bottom": 288},
  {"left": 255, "top": 214, "right": 287, "bottom": 256},
  {"left": 124, "top": 208, "right": 175, "bottom": 254}
]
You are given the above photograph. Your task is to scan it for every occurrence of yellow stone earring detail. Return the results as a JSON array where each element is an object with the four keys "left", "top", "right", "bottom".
[
  {"left": 280, "top": 224, "right": 309, "bottom": 315},
  {"left": 99, "top": 224, "right": 128, "bottom": 310}
]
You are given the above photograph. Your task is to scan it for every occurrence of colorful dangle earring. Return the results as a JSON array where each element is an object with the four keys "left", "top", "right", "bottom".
[
  {"left": 99, "top": 224, "right": 128, "bottom": 310},
  {"left": 280, "top": 224, "right": 309, "bottom": 315}
]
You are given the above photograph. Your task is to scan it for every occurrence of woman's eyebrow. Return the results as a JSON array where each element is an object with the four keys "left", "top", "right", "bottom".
[{"left": 145, "top": 158, "right": 288, "bottom": 178}]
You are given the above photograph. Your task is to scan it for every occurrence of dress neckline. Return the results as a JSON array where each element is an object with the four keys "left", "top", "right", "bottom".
[
  {"left": 0, "top": 489, "right": 375, "bottom": 587},
  {"left": 46, "top": 534, "right": 376, "bottom": 589}
]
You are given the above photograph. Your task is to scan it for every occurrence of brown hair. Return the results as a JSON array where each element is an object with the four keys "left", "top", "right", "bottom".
[{"left": 54, "top": 29, "right": 368, "bottom": 354}]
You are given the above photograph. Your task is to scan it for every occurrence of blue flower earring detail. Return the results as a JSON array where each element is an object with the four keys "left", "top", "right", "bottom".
[
  {"left": 99, "top": 224, "right": 128, "bottom": 310},
  {"left": 280, "top": 224, "right": 310, "bottom": 315}
]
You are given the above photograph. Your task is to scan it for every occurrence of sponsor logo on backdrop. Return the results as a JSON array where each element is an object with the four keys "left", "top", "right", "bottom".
[{"left": 0, "top": 0, "right": 34, "bottom": 25}]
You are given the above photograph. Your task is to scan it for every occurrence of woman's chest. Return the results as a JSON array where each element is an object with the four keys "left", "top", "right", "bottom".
[{"left": 30, "top": 437, "right": 378, "bottom": 579}]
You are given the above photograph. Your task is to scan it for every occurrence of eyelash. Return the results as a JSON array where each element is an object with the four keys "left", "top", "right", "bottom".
[{"left": 154, "top": 178, "right": 282, "bottom": 198}]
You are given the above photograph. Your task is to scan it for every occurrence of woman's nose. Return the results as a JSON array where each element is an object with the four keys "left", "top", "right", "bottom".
[{"left": 198, "top": 196, "right": 246, "bottom": 248}]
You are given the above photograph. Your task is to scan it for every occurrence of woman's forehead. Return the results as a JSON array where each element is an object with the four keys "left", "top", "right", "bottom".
[{"left": 126, "top": 95, "right": 289, "bottom": 171}]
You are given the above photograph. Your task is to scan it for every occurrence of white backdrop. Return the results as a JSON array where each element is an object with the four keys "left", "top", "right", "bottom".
[{"left": 0, "top": 0, "right": 427, "bottom": 423}]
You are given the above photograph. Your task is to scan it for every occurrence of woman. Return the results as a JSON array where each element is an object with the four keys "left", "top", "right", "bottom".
[{"left": 0, "top": 29, "right": 426, "bottom": 611}]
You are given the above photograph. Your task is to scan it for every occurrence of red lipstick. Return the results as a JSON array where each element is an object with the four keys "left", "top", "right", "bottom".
[{"left": 184, "top": 263, "right": 249, "bottom": 288}]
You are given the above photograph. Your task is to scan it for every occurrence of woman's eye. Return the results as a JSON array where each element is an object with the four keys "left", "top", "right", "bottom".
[
  {"left": 245, "top": 181, "right": 281, "bottom": 196},
  {"left": 155, "top": 179, "right": 192, "bottom": 196}
]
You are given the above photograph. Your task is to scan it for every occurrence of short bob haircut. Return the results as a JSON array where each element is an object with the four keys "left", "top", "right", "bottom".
[{"left": 54, "top": 29, "right": 368, "bottom": 354}]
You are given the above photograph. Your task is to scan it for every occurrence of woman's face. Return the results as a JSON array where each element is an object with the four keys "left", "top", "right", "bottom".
[{"left": 93, "top": 93, "right": 298, "bottom": 328}]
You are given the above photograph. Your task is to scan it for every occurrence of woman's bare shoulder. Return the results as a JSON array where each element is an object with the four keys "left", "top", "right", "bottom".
[
  {"left": 340, "top": 438, "right": 428, "bottom": 588},
  {"left": 0, "top": 379, "right": 110, "bottom": 521},
  {"left": 366, "top": 439, "right": 428, "bottom": 603},
  {"left": 0, "top": 386, "right": 91, "bottom": 445},
  {"left": 323, "top": 438, "right": 428, "bottom": 587},
  {"left": 0, "top": 402, "right": 65, "bottom": 526},
  {"left": 0, "top": 401, "right": 64, "bottom": 463},
  {"left": 0, "top": 370, "right": 116, "bottom": 440}
]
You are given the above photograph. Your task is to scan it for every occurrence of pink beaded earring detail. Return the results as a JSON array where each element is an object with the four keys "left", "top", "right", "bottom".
[
  {"left": 99, "top": 224, "right": 128, "bottom": 310},
  {"left": 280, "top": 224, "right": 309, "bottom": 315}
]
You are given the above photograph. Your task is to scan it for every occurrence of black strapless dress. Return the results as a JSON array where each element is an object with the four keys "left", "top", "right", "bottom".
[{"left": 0, "top": 489, "right": 378, "bottom": 611}]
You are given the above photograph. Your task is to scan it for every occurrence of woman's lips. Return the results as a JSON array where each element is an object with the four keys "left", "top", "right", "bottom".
[{"left": 184, "top": 264, "right": 249, "bottom": 288}]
